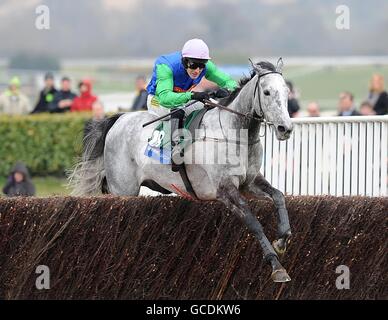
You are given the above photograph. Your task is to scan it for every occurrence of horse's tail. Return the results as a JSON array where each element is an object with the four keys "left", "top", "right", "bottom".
[{"left": 67, "top": 113, "right": 124, "bottom": 196}]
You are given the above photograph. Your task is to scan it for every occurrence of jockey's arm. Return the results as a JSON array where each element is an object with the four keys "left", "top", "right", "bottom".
[
  {"left": 155, "top": 64, "right": 193, "bottom": 108},
  {"left": 205, "top": 61, "right": 237, "bottom": 91}
]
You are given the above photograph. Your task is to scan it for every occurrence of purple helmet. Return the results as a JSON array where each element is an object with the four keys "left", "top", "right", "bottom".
[{"left": 181, "top": 39, "right": 211, "bottom": 60}]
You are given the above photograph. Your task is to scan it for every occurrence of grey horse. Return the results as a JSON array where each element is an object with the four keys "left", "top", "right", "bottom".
[{"left": 69, "top": 59, "right": 294, "bottom": 283}]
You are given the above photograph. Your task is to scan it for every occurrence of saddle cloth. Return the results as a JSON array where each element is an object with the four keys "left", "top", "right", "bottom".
[{"left": 144, "top": 108, "right": 207, "bottom": 164}]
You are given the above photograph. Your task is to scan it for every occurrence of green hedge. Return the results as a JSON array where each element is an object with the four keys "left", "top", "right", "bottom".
[{"left": 0, "top": 113, "right": 93, "bottom": 177}]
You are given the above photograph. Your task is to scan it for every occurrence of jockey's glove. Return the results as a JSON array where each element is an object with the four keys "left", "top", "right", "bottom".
[
  {"left": 192, "top": 91, "right": 210, "bottom": 102},
  {"left": 215, "top": 88, "right": 231, "bottom": 98}
]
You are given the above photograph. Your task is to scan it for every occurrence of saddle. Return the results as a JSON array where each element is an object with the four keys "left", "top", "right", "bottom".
[{"left": 145, "top": 108, "right": 207, "bottom": 164}]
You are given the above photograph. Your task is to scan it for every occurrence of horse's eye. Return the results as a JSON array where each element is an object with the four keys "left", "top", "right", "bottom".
[{"left": 264, "top": 90, "right": 270, "bottom": 96}]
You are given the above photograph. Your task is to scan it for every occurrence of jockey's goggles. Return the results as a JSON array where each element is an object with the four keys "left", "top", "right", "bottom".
[{"left": 182, "top": 58, "right": 208, "bottom": 70}]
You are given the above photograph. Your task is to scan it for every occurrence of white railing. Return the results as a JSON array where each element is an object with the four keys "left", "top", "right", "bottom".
[{"left": 260, "top": 115, "right": 388, "bottom": 197}]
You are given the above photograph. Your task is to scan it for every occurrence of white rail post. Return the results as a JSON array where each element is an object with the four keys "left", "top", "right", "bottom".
[
  {"left": 350, "top": 122, "right": 359, "bottom": 196},
  {"left": 308, "top": 124, "right": 316, "bottom": 195},
  {"left": 381, "top": 121, "right": 387, "bottom": 196},
  {"left": 372, "top": 122, "right": 381, "bottom": 196},
  {"left": 365, "top": 122, "right": 374, "bottom": 196},
  {"left": 343, "top": 122, "right": 352, "bottom": 195}
]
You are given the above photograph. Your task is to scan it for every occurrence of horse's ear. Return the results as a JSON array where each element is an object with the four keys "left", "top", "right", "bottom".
[
  {"left": 276, "top": 57, "right": 284, "bottom": 74},
  {"left": 248, "top": 58, "right": 256, "bottom": 69},
  {"left": 248, "top": 58, "right": 266, "bottom": 76}
]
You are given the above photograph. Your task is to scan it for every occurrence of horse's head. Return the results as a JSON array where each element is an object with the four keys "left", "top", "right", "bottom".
[{"left": 250, "top": 58, "right": 293, "bottom": 140}]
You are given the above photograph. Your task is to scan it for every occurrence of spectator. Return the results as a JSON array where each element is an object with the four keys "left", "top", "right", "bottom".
[
  {"left": 0, "top": 76, "right": 31, "bottom": 115},
  {"left": 131, "top": 75, "right": 148, "bottom": 111},
  {"left": 286, "top": 80, "right": 300, "bottom": 118},
  {"left": 2, "top": 162, "right": 35, "bottom": 197},
  {"left": 49, "top": 77, "right": 76, "bottom": 113},
  {"left": 84, "top": 100, "right": 106, "bottom": 138},
  {"left": 307, "top": 101, "right": 321, "bottom": 117},
  {"left": 338, "top": 92, "right": 360, "bottom": 116},
  {"left": 359, "top": 101, "right": 376, "bottom": 116},
  {"left": 71, "top": 79, "right": 97, "bottom": 112},
  {"left": 31, "top": 72, "right": 57, "bottom": 114},
  {"left": 91, "top": 100, "right": 106, "bottom": 120},
  {"left": 367, "top": 74, "right": 388, "bottom": 115}
]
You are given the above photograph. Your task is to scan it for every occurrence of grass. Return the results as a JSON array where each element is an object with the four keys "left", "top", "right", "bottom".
[{"left": 0, "top": 176, "right": 69, "bottom": 197}]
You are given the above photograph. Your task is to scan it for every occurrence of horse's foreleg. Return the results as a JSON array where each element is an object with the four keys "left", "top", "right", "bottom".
[
  {"left": 243, "top": 173, "right": 291, "bottom": 255},
  {"left": 217, "top": 180, "right": 291, "bottom": 283}
]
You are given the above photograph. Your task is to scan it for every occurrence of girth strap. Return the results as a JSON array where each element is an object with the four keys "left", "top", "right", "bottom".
[{"left": 178, "top": 165, "right": 198, "bottom": 199}]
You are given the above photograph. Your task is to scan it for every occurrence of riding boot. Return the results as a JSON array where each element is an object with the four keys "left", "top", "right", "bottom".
[{"left": 170, "top": 109, "right": 185, "bottom": 172}]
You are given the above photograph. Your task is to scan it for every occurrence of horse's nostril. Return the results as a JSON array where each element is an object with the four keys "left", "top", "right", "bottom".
[{"left": 278, "top": 125, "right": 286, "bottom": 133}]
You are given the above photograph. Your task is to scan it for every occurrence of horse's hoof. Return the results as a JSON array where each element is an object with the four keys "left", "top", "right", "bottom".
[
  {"left": 273, "top": 239, "right": 285, "bottom": 255},
  {"left": 271, "top": 268, "right": 291, "bottom": 283},
  {"left": 273, "top": 233, "right": 292, "bottom": 256}
]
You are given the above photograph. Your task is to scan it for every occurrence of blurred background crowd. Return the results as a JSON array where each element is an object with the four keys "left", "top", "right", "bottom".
[{"left": 1, "top": 69, "right": 387, "bottom": 118}]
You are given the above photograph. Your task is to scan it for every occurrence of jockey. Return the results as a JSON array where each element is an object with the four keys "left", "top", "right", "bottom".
[{"left": 146, "top": 38, "right": 237, "bottom": 171}]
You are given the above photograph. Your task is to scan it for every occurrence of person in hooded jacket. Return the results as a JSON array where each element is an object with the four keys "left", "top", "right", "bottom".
[
  {"left": 71, "top": 79, "right": 98, "bottom": 112},
  {"left": 0, "top": 76, "right": 32, "bottom": 115},
  {"left": 2, "top": 162, "right": 36, "bottom": 197}
]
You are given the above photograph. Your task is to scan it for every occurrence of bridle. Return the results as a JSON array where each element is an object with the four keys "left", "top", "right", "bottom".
[
  {"left": 204, "top": 70, "right": 283, "bottom": 145},
  {"left": 253, "top": 71, "right": 283, "bottom": 123}
]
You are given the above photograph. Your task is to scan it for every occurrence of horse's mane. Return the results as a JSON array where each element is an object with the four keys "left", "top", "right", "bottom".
[{"left": 219, "top": 61, "right": 276, "bottom": 106}]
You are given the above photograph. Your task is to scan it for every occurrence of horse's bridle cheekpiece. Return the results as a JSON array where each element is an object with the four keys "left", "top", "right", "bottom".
[{"left": 249, "top": 58, "right": 283, "bottom": 123}]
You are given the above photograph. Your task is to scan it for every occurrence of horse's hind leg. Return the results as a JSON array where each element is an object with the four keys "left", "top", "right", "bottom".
[
  {"left": 245, "top": 173, "right": 292, "bottom": 255},
  {"left": 104, "top": 155, "right": 141, "bottom": 196},
  {"left": 217, "top": 179, "right": 291, "bottom": 283}
]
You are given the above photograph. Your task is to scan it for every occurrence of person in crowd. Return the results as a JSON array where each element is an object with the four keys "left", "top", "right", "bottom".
[
  {"left": 286, "top": 80, "right": 300, "bottom": 118},
  {"left": 366, "top": 74, "right": 388, "bottom": 115},
  {"left": 71, "top": 79, "right": 97, "bottom": 112},
  {"left": 83, "top": 101, "right": 107, "bottom": 139},
  {"left": 338, "top": 91, "right": 360, "bottom": 116},
  {"left": 91, "top": 100, "right": 106, "bottom": 120},
  {"left": 131, "top": 75, "right": 148, "bottom": 111},
  {"left": 31, "top": 72, "right": 57, "bottom": 114},
  {"left": 2, "top": 162, "right": 35, "bottom": 197},
  {"left": 49, "top": 76, "right": 77, "bottom": 113},
  {"left": 0, "top": 76, "right": 32, "bottom": 115},
  {"left": 359, "top": 101, "right": 376, "bottom": 116},
  {"left": 306, "top": 101, "right": 321, "bottom": 117}
]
